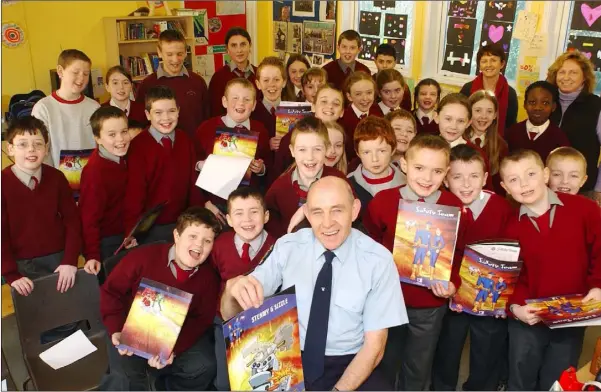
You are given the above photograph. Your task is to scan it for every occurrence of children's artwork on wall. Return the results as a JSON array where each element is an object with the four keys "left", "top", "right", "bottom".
[
  {"left": 193, "top": 10, "right": 209, "bottom": 46},
  {"left": 480, "top": 21, "right": 513, "bottom": 53},
  {"left": 483, "top": 1, "right": 517, "bottom": 23},
  {"left": 319, "top": 0, "right": 336, "bottom": 21},
  {"left": 442, "top": 44, "right": 474, "bottom": 75},
  {"left": 1, "top": 22, "right": 25, "bottom": 48},
  {"left": 383, "top": 38, "right": 406, "bottom": 65},
  {"left": 383, "top": 13, "right": 407, "bottom": 39},
  {"left": 448, "top": 0, "right": 478, "bottom": 18},
  {"left": 302, "top": 21, "right": 335, "bottom": 55},
  {"left": 567, "top": 34, "right": 601, "bottom": 71},
  {"left": 215, "top": 1, "right": 245, "bottom": 16},
  {"left": 287, "top": 23, "right": 303, "bottom": 53},
  {"left": 195, "top": 54, "right": 216, "bottom": 83},
  {"left": 292, "top": 0, "right": 315, "bottom": 17},
  {"left": 208, "top": 17, "right": 222, "bottom": 34},
  {"left": 373, "top": 1, "right": 395, "bottom": 10},
  {"left": 274, "top": 2, "right": 292, "bottom": 22},
  {"left": 311, "top": 54, "right": 324, "bottom": 66},
  {"left": 359, "top": 36, "right": 381, "bottom": 61},
  {"left": 274, "top": 21, "right": 288, "bottom": 52},
  {"left": 512, "top": 10, "right": 538, "bottom": 41},
  {"left": 446, "top": 17, "right": 477, "bottom": 47},
  {"left": 570, "top": 1, "right": 601, "bottom": 32},
  {"left": 359, "top": 11, "right": 382, "bottom": 36}
]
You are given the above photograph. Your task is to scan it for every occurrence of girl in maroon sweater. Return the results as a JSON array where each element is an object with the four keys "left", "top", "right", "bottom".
[
  {"left": 101, "top": 66, "right": 145, "bottom": 122},
  {"left": 413, "top": 78, "right": 441, "bottom": 135},
  {"left": 265, "top": 116, "right": 347, "bottom": 238}
]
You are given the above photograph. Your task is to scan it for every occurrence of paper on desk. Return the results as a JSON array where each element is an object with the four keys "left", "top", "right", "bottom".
[
  {"left": 2, "top": 379, "right": 6, "bottom": 391},
  {"left": 196, "top": 154, "right": 251, "bottom": 200},
  {"left": 39, "top": 329, "right": 97, "bottom": 370}
]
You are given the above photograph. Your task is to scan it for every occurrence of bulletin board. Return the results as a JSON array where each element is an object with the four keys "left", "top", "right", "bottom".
[
  {"left": 272, "top": 1, "right": 337, "bottom": 66},
  {"left": 184, "top": 1, "right": 247, "bottom": 82}
]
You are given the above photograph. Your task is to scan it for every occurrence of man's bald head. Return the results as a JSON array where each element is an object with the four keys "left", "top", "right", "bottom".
[{"left": 304, "top": 176, "right": 361, "bottom": 250}]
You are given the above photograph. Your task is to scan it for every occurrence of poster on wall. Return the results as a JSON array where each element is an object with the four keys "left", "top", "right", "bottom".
[
  {"left": 570, "top": 1, "right": 601, "bottom": 32},
  {"left": 373, "top": 1, "right": 395, "bottom": 10},
  {"left": 448, "top": 0, "right": 478, "bottom": 18},
  {"left": 287, "top": 23, "right": 303, "bottom": 53},
  {"left": 319, "top": 0, "right": 336, "bottom": 21},
  {"left": 274, "top": 21, "right": 288, "bottom": 52},
  {"left": 302, "top": 21, "right": 335, "bottom": 55},
  {"left": 215, "top": 1, "right": 245, "bottom": 16},
  {"left": 359, "top": 11, "right": 382, "bottom": 36},
  {"left": 567, "top": 34, "right": 601, "bottom": 71},
  {"left": 383, "top": 13, "right": 407, "bottom": 39},
  {"left": 442, "top": 44, "right": 474, "bottom": 75},
  {"left": 446, "top": 17, "right": 477, "bottom": 47},
  {"left": 479, "top": 21, "right": 513, "bottom": 53},
  {"left": 359, "top": 36, "right": 381, "bottom": 61},
  {"left": 293, "top": 0, "right": 315, "bottom": 17},
  {"left": 383, "top": 38, "right": 405, "bottom": 65},
  {"left": 483, "top": 1, "right": 517, "bottom": 23},
  {"left": 193, "top": 10, "right": 208, "bottom": 45},
  {"left": 274, "top": 1, "right": 292, "bottom": 22}
]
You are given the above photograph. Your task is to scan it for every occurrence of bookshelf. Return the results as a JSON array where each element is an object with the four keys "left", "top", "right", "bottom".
[{"left": 104, "top": 15, "right": 198, "bottom": 85}]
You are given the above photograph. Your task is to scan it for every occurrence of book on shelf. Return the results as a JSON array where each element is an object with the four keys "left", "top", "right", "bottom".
[
  {"left": 118, "top": 19, "right": 186, "bottom": 41},
  {"left": 173, "top": 8, "right": 200, "bottom": 16},
  {"left": 120, "top": 53, "right": 160, "bottom": 79}
]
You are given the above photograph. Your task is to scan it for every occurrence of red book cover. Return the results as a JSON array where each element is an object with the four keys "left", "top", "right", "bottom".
[{"left": 525, "top": 294, "right": 601, "bottom": 329}]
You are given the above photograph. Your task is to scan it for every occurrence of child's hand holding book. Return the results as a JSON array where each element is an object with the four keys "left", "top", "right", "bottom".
[{"left": 511, "top": 304, "right": 541, "bottom": 325}]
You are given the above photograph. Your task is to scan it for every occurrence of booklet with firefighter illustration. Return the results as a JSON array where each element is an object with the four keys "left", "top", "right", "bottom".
[
  {"left": 275, "top": 102, "right": 312, "bottom": 138},
  {"left": 525, "top": 294, "right": 601, "bottom": 329},
  {"left": 223, "top": 286, "right": 304, "bottom": 391},
  {"left": 450, "top": 240, "right": 522, "bottom": 317}
]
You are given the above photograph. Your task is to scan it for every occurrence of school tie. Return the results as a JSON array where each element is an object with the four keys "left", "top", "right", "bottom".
[
  {"left": 270, "top": 107, "right": 276, "bottom": 116},
  {"left": 464, "top": 207, "right": 475, "bottom": 225},
  {"left": 297, "top": 90, "right": 305, "bottom": 101},
  {"left": 418, "top": 197, "right": 425, "bottom": 202},
  {"left": 233, "top": 68, "right": 244, "bottom": 78},
  {"left": 304, "top": 250, "right": 335, "bottom": 384},
  {"left": 234, "top": 125, "right": 248, "bottom": 133},
  {"left": 119, "top": 157, "right": 127, "bottom": 167},
  {"left": 124, "top": 108, "right": 128, "bottom": 116},
  {"left": 345, "top": 67, "right": 351, "bottom": 76},
  {"left": 422, "top": 116, "right": 430, "bottom": 125},
  {"left": 161, "top": 136, "right": 172, "bottom": 154},
  {"left": 360, "top": 113, "right": 367, "bottom": 120},
  {"left": 29, "top": 176, "right": 38, "bottom": 190},
  {"left": 171, "top": 261, "right": 194, "bottom": 282},
  {"left": 241, "top": 242, "right": 251, "bottom": 263},
  {"left": 528, "top": 131, "right": 538, "bottom": 140},
  {"left": 474, "top": 137, "right": 482, "bottom": 147}
]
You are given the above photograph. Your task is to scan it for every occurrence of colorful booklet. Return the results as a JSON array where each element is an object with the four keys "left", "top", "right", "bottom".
[
  {"left": 113, "top": 202, "right": 166, "bottom": 255},
  {"left": 117, "top": 278, "right": 193, "bottom": 364},
  {"left": 392, "top": 200, "right": 461, "bottom": 289},
  {"left": 223, "top": 287, "right": 304, "bottom": 391},
  {"left": 525, "top": 294, "right": 601, "bottom": 329},
  {"left": 212, "top": 127, "right": 259, "bottom": 186},
  {"left": 450, "top": 240, "right": 522, "bottom": 317},
  {"left": 275, "top": 102, "right": 312, "bottom": 138},
  {"left": 58, "top": 149, "right": 94, "bottom": 200}
]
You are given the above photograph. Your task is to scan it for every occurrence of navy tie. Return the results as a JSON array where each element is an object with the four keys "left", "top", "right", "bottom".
[{"left": 304, "top": 250, "right": 335, "bottom": 384}]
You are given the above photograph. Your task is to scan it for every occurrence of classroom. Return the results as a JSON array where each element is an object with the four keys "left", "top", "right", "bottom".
[{"left": 1, "top": 0, "right": 601, "bottom": 391}]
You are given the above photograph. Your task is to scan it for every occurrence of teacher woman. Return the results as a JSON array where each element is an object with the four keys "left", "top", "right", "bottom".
[
  {"left": 547, "top": 50, "right": 601, "bottom": 202},
  {"left": 460, "top": 43, "right": 518, "bottom": 136}
]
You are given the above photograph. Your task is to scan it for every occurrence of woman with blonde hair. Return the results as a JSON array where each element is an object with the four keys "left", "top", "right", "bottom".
[{"left": 547, "top": 50, "right": 601, "bottom": 203}]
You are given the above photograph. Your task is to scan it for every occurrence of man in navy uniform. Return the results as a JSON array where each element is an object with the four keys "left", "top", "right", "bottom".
[{"left": 221, "top": 176, "right": 408, "bottom": 391}]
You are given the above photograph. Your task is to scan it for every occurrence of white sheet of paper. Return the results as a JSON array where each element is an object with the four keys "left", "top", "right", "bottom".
[
  {"left": 196, "top": 154, "right": 252, "bottom": 200},
  {"left": 525, "top": 34, "right": 547, "bottom": 57},
  {"left": 1, "top": 379, "right": 7, "bottom": 391},
  {"left": 550, "top": 317, "right": 601, "bottom": 329},
  {"left": 39, "top": 330, "right": 97, "bottom": 370},
  {"left": 513, "top": 10, "right": 538, "bottom": 41}
]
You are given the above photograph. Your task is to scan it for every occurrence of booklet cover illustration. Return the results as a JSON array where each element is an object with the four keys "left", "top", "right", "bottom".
[
  {"left": 275, "top": 102, "right": 312, "bottom": 138},
  {"left": 223, "top": 287, "right": 304, "bottom": 391},
  {"left": 117, "top": 278, "right": 193, "bottom": 364},
  {"left": 392, "top": 200, "right": 461, "bottom": 289},
  {"left": 213, "top": 127, "right": 259, "bottom": 186},
  {"left": 525, "top": 294, "right": 601, "bottom": 328},
  {"left": 58, "top": 149, "right": 94, "bottom": 200},
  {"left": 451, "top": 241, "right": 522, "bottom": 317},
  {"left": 114, "top": 202, "right": 167, "bottom": 255}
]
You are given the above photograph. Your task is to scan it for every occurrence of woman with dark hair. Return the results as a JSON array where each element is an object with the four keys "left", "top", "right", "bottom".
[
  {"left": 547, "top": 50, "right": 601, "bottom": 202},
  {"left": 459, "top": 43, "right": 518, "bottom": 137},
  {"left": 281, "top": 54, "right": 310, "bottom": 102}
]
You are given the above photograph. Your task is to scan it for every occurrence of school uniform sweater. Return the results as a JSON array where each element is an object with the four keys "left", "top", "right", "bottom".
[
  {"left": 265, "top": 166, "right": 348, "bottom": 238},
  {"left": 505, "top": 120, "right": 570, "bottom": 163},
  {"left": 268, "top": 130, "right": 295, "bottom": 186},
  {"left": 464, "top": 191, "right": 513, "bottom": 244},
  {"left": 347, "top": 164, "right": 406, "bottom": 219},
  {"left": 100, "top": 99, "right": 145, "bottom": 122},
  {"left": 135, "top": 72, "right": 209, "bottom": 137},
  {"left": 413, "top": 111, "right": 440, "bottom": 135},
  {"left": 250, "top": 100, "right": 277, "bottom": 139},
  {"left": 323, "top": 60, "right": 371, "bottom": 91},
  {"left": 506, "top": 192, "right": 601, "bottom": 307},
  {"left": 208, "top": 64, "right": 258, "bottom": 117},
  {"left": 123, "top": 129, "right": 203, "bottom": 235},
  {"left": 339, "top": 105, "right": 384, "bottom": 161},
  {"left": 1, "top": 164, "right": 82, "bottom": 284},
  {"left": 100, "top": 242, "right": 220, "bottom": 355},
  {"left": 194, "top": 116, "right": 272, "bottom": 205},
  {"left": 363, "top": 185, "right": 467, "bottom": 308},
  {"left": 31, "top": 92, "right": 100, "bottom": 167},
  {"left": 79, "top": 149, "right": 128, "bottom": 261}
]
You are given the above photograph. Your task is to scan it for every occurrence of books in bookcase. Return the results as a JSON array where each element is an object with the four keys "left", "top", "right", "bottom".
[
  {"left": 275, "top": 102, "right": 312, "bottom": 138},
  {"left": 117, "top": 278, "right": 193, "bottom": 364},
  {"left": 118, "top": 20, "right": 185, "bottom": 41},
  {"left": 450, "top": 240, "right": 522, "bottom": 317},
  {"left": 223, "top": 287, "right": 304, "bottom": 391},
  {"left": 212, "top": 127, "right": 259, "bottom": 186},
  {"left": 392, "top": 200, "right": 461, "bottom": 289},
  {"left": 525, "top": 294, "right": 601, "bottom": 329}
]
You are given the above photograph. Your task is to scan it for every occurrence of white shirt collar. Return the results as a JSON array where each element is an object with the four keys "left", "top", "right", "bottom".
[
  {"left": 526, "top": 120, "right": 550, "bottom": 141},
  {"left": 470, "top": 133, "right": 486, "bottom": 147},
  {"left": 351, "top": 104, "right": 367, "bottom": 118},
  {"left": 109, "top": 98, "right": 131, "bottom": 115},
  {"left": 449, "top": 137, "right": 467, "bottom": 148},
  {"left": 378, "top": 101, "right": 398, "bottom": 115},
  {"left": 416, "top": 108, "right": 434, "bottom": 123},
  {"left": 222, "top": 115, "right": 251, "bottom": 130}
]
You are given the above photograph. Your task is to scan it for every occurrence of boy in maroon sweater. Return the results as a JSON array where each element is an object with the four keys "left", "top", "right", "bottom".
[
  {"left": 135, "top": 30, "right": 209, "bottom": 137},
  {"left": 208, "top": 27, "right": 258, "bottom": 117},
  {"left": 211, "top": 187, "right": 276, "bottom": 390},
  {"left": 363, "top": 135, "right": 467, "bottom": 391},
  {"left": 101, "top": 207, "right": 221, "bottom": 391},
  {"left": 501, "top": 149, "right": 601, "bottom": 391},
  {"left": 322, "top": 30, "right": 370, "bottom": 92},
  {"left": 2, "top": 116, "right": 82, "bottom": 296},
  {"left": 431, "top": 145, "right": 513, "bottom": 391},
  {"left": 124, "top": 85, "right": 204, "bottom": 244},
  {"left": 505, "top": 81, "right": 570, "bottom": 163},
  {"left": 546, "top": 147, "right": 589, "bottom": 195},
  {"left": 194, "top": 78, "right": 271, "bottom": 223},
  {"left": 80, "top": 107, "right": 133, "bottom": 279}
]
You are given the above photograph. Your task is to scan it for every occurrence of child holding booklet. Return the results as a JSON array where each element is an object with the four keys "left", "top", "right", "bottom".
[
  {"left": 501, "top": 150, "right": 601, "bottom": 391},
  {"left": 211, "top": 187, "right": 276, "bottom": 390},
  {"left": 265, "top": 116, "right": 347, "bottom": 238},
  {"left": 546, "top": 147, "right": 589, "bottom": 195},
  {"left": 100, "top": 207, "right": 221, "bottom": 391},
  {"left": 194, "top": 78, "right": 271, "bottom": 222},
  {"left": 431, "top": 144, "right": 513, "bottom": 391},
  {"left": 363, "top": 134, "right": 467, "bottom": 391}
]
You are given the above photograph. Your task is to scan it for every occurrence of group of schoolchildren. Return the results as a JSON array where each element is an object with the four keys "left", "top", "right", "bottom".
[{"left": 1, "top": 24, "right": 600, "bottom": 392}]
